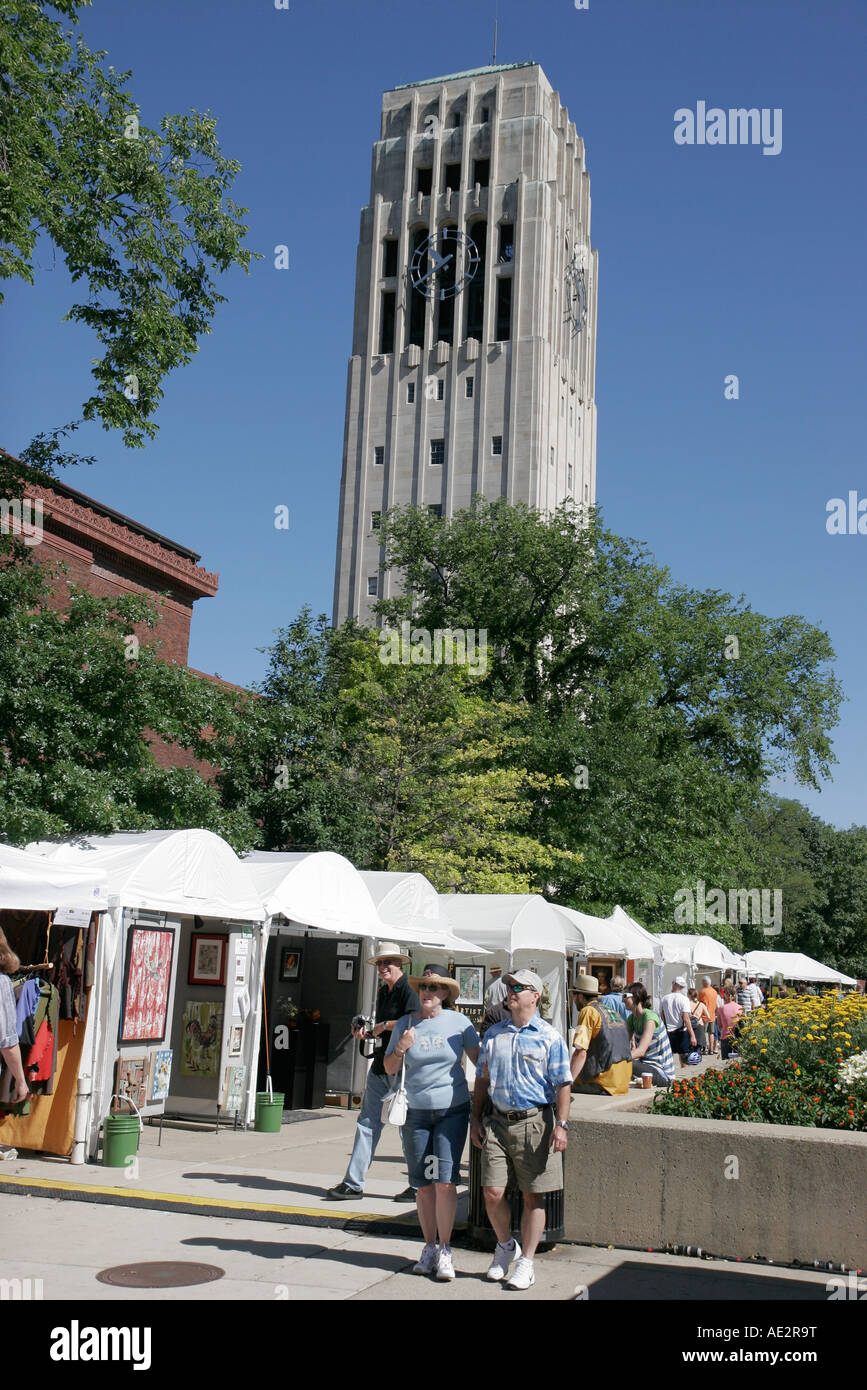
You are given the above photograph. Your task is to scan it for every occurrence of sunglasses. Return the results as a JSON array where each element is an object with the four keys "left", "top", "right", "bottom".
[
  {"left": 377, "top": 959, "right": 401, "bottom": 967},
  {"left": 506, "top": 982, "right": 531, "bottom": 994},
  {"left": 419, "top": 982, "right": 443, "bottom": 992}
]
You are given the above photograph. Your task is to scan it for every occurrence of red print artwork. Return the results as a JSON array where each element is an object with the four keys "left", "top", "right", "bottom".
[{"left": 121, "top": 927, "right": 175, "bottom": 1043}]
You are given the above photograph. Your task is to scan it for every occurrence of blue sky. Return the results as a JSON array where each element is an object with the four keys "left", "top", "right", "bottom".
[{"left": 2, "top": 0, "right": 865, "bottom": 828}]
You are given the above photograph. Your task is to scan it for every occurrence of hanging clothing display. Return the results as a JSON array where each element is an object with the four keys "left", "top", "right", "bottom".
[{"left": 0, "top": 978, "right": 60, "bottom": 1108}]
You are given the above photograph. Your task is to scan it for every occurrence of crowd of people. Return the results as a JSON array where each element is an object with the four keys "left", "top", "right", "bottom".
[{"left": 322, "top": 945, "right": 799, "bottom": 1289}]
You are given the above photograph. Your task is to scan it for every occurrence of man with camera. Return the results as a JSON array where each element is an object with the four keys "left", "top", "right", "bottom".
[{"left": 325, "top": 942, "right": 419, "bottom": 1202}]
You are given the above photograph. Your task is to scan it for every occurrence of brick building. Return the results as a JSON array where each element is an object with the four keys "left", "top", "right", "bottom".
[{"left": 2, "top": 448, "right": 227, "bottom": 773}]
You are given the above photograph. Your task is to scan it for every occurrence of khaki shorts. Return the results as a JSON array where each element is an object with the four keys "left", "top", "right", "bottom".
[{"left": 481, "top": 1107, "right": 563, "bottom": 1194}]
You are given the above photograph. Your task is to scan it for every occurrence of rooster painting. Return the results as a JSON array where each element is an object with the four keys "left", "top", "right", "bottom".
[{"left": 181, "top": 1001, "right": 224, "bottom": 1077}]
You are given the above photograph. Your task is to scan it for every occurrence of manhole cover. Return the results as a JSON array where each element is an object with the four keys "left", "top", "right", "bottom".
[{"left": 96, "top": 1261, "right": 224, "bottom": 1288}]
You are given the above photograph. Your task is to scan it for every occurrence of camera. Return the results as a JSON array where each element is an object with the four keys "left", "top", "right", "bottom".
[{"left": 352, "top": 1013, "right": 375, "bottom": 1039}]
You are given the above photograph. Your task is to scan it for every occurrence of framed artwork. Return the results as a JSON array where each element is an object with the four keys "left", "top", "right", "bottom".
[
  {"left": 337, "top": 958, "right": 354, "bottom": 983},
  {"left": 120, "top": 926, "right": 174, "bottom": 1044},
  {"left": 455, "top": 965, "right": 485, "bottom": 1006},
  {"left": 222, "top": 1064, "right": 247, "bottom": 1112},
  {"left": 181, "top": 1000, "right": 224, "bottom": 1077},
  {"left": 228, "top": 1024, "right": 244, "bottom": 1056},
  {"left": 189, "top": 934, "right": 226, "bottom": 987},
  {"left": 148, "top": 1049, "right": 173, "bottom": 1103},
  {"left": 115, "top": 1056, "right": 148, "bottom": 1111},
  {"left": 280, "top": 947, "right": 302, "bottom": 981}
]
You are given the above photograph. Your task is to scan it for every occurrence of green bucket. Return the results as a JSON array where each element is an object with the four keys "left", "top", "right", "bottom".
[
  {"left": 254, "top": 1090, "right": 284, "bottom": 1133},
  {"left": 102, "top": 1096, "right": 143, "bottom": 1168}
]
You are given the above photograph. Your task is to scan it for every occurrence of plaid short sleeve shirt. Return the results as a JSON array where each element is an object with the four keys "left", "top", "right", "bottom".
[{"left": 478, "top": 1012, "right": 572, "bottom": 1110}]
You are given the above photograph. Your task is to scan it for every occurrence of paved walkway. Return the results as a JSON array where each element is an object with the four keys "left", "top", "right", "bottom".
[{"left": 0, "top": 1090, "right": 839, "bottom": 1301}]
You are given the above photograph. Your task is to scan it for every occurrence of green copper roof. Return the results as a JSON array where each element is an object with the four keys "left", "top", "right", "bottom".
[{"left": 391, "top": 62, "right": 537, "bottom": 92}]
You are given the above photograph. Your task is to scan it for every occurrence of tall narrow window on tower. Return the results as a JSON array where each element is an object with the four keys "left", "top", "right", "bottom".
[
  {"left": 380, "top": 292, "right": 396, "bottom": 354},
  {"left": 382, "top": 239, "right": 399, "bottom": 277},
  {"left": 495, "top": 278, "right": 512, "bottom": 342},
  {"left": 408, "top": 228, "right": 427, "bottom": 348},
  {"left": 436, "top": 225, "right": 458, "bottom": 343},
  {"left": 465, "top": 221, "right": 487, "bottom": 341},
  {"left": 444, "top": 164, "right": 461, "bottom": 192},
  {"left": 498, "top": 224, "right": 514, "bottom": 263},
  {"left": 416, "top": 166, "right": 433, "bottom": 197},
  {"left": 473, "top": 159, "right": 490, "bottom": 187},
  {"left": 430, "top": 439, "right": 445, "bottom": 466}
]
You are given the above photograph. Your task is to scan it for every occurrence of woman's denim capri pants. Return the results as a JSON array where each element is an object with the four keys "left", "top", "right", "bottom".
[{"left": 404, "top": 1101, "right": 471, "bottom": 1188}]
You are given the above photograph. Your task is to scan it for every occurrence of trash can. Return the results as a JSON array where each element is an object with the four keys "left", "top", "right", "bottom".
[
  {"left": 254, "top": 1087, "right": 285, "bottom": 1132},
  {"left": 102, "top": 1095, "right": 143, "bottom": 1168},
  {"left": 467, "top": 1137, "right": 565, "bottom": 1242}
]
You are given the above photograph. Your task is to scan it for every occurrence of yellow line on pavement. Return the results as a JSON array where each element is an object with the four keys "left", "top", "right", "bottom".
[{"left": 0, "top": 1173, "right": 397, "bottom": 1223}]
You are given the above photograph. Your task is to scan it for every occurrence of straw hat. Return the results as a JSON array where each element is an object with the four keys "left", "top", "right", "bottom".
[
  {"left": 571, "top": 973, "right": 599, "bottom": 996},
  {"left": 366, "top": 941, "right": 411, "bottom": 965},
  {"left": 408, "top": 970, "right": 461, "bottom": 1002}
]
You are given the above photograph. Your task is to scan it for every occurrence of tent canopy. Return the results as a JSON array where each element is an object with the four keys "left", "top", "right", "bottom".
[
  {"left": 552, "top": 903, "right": 663, "bottom": 963},
  {"left": 0, "top": 842, "right": 108, "bottom": 912},
  {"left": 440, "top": 894, "right": 567, "bottom": 957},
  {"left": 654, "top": 933, "right": 746, "bottom": 972},
  {"left": 360, "top": 871, "right": 491, "bottom": 954},
  {"left": 29, "top": 830, "right": 265, "bottom": 922},
  {"left": 744, "top": 950, "right": 857, "bottom": 986},
  {"left": 246, "top": 851, "right": 382, "bottom": 935}
]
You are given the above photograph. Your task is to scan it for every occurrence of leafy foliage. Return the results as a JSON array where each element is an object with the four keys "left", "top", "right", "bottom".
[
  {"left": 1, "top": 0, "right": 256, "bottom": 464},
  {"left": 0, "top": 547, "right": 256, "bottom": 846},
  {"left": 214, "top": 611, "right": 580, "bottom": 891},
  {"left": 376, "top": 499, "right": 842, "bottom": 931}
]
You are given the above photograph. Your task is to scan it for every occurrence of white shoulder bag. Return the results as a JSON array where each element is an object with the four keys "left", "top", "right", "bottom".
[{"left": 382, "top": 1053, "right": 408, "bottom": 1126}]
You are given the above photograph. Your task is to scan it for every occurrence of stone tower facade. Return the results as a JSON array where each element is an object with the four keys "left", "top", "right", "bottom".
[{"left": 333, "top": 61, "right": 598, "bottom": 625}]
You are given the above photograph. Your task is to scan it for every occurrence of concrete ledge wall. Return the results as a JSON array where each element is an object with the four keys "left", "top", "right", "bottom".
[{"left": 564, "top": 1110, "right": 867, "bottom": 1268}]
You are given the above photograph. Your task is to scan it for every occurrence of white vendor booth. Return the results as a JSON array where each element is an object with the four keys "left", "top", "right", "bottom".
[
  {"left": 29, "top": 831, "right": 266, "bottom": 1153},
  {"left": 438, "top": 894, "right": 569, "bottom": 1037},
  {"left": 553, "top": 903, "right": 664, "bottom": 1020},
  {"left": 654, "top": 933, "right": 747, "bottom": 996},
  {"left": 0, "top": 843, "right": 108, "bottom": 1159},
  {"left": 744, "top": 951, "right": 857, "bottom": 988},
  {"left": 245, "top": 856, "right": 485, "bottom": 1104}
]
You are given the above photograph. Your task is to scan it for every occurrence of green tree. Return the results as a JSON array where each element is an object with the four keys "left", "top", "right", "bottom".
[
  {"left": 215, "top": 613, "right": 580, "bottom": 892},
  {"left": 1, "top": 0, "right": 255, "bottom": 470},
  {"left": 0, "top": 549, "right": 256, "bottom": 846},
  {"left": 376, "top": 499, "right": 843, "bottom": 929}
]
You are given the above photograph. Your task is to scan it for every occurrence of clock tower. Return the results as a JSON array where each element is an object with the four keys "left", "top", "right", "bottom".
[{"left": 333, "top": 61, "right": 598, "bottom": 624}]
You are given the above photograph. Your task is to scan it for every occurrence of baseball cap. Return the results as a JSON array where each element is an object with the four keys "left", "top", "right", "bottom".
[
  {"left": 674, "top": 975, "right": 687, "bottom": 987},
  {"left": 504, "top": 969, "right": 544, "bottom": 993}
]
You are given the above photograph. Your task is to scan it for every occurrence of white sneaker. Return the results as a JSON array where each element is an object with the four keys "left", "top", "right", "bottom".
[
  {"left": 412, "top": 1242, "right": 439, "bottom": 1275},
  {"left": 486, "top": 1238, "right": 521, "bottom": 1281},
  {"left": 435, "top": 1246, "right": 456, "bottom": 1281},
  {"left": 505, "top": 1255, "right": 535, "bottom": 1290}
]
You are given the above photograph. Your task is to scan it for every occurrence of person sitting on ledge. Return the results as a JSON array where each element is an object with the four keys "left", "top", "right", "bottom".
[
  {"left": 627, "top": 982, "right": 675, "bottom": 1088},
  {"left": 569, "top": 974, "right": 632, "bottom": 1095}
]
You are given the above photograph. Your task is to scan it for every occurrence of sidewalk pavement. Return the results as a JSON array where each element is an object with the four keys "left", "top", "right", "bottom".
[
  {"left": 0, "top": 1070, "right": 721, "bottom": 1231},
  {"left": 0, "top": 1091, "right": 838, "bottom": 1300}
]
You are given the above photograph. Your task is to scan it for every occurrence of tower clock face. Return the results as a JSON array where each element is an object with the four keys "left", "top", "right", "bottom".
[
  {"left": 410, "top": 228, "right": 480, "bottom": 301},
  {"left": 565, "top": 255, "right": 588, "bottom": 335}
]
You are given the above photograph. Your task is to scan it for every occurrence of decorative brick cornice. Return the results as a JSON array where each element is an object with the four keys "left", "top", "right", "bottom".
[{"left": 26, "top": 482, "right": 219, "bottom": 599}]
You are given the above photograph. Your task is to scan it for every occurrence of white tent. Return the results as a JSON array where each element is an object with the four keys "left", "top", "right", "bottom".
[
  {"left": 32, "top": 830, "right": 265, "bottom": 921},
  {"left": 654, "top": 932, "right": 747, "bottom": 995},
  {"left": 744, "top": 951, "right": 858, "bottom": 987},
  {"left": 30, "top": 831, "right": 266, "bottom": 1154},
  {"left": 0, "top": 842, "right": 108, "bottom": 913},
  {"left": 246, "top": 851, "right": 382, "bottom": 936},
  {"left": 360, "top": 871, "right": 491, "bottom": 955},
  {"left": 552, "top": 903, "right": 664, "bottom": 966},
  {"left": 438, "top": 894, "right": 569, "bottom": 1036},
  {"left": 551, "top": 904, "right": 618, "bottom": 957}
]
